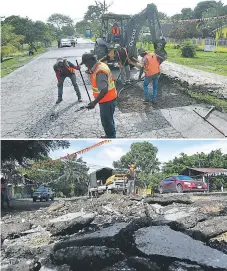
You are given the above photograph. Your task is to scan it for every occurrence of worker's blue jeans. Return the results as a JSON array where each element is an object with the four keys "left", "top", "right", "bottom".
[
  {"left": 143, "top": 74, "right": 160, "bottom": 101},
  {"left": 99, "top": 99, "right": 117, "bottom": 138}
]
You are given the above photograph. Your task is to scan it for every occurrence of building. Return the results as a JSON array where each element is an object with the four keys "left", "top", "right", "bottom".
[
  {"left": 160, "top": 23, "right": 177, "bottom": 38},
  {"left": 213, "top": 25, "right": 227, "bottom": 39},
  {"left": 180, "top": 168, "right": 227, "bottom": 191}
]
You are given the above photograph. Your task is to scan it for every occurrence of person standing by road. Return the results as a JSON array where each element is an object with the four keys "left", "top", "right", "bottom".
[
  {"left": 115, "top": 46, "right": 131, "bottom": 85},
  {"left": 127, "top": 164, "right": 135, "bottom": 195},
  {"left": 138, "top": 48, "right": 161, "bottom": 104},
  {"left": 80, "top": 53, "right": 118, "bottom": 138},
  {"left": 53, "top": 58, "right": 82, "bottom": 104},
  {"left": 1, "top": 177, "right": 11, "bottom": 209}
]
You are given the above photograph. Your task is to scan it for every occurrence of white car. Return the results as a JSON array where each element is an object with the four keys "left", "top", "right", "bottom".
[{"left": 60, "top": 39, "right": 71, "bottom": 48}]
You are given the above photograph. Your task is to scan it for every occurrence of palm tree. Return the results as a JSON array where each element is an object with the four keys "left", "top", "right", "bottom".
[{"left": 50, "top": 157, "right": 89, "bottom": 197}]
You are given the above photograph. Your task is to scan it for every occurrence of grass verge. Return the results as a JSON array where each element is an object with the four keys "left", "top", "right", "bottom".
[
  {"left": 137, "top": 42, "right": 227, "bottom": 76},
  {"left": 184, "top": 88, "right": 227, "bottom": 112},
  {"left": 1, "top": 48, "right": 47, "bottom": 78},
  {"left": 166, "top": 45, "right": 227, "bottom": 76}
]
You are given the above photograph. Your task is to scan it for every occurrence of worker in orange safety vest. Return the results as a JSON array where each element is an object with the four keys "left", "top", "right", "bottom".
[
  {"left": 138, "top": 48, "right": 161, "bottom": 104},
  {"left": 111, "top": 23, "right": 120, "bottom": 35},
  {"left": 80, "top": 53, "right": 118, "bottom": 138}
]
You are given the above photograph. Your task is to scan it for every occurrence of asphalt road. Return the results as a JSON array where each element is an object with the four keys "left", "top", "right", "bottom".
[{"left": 1, "top": 38, "right": 227, "bottom": 138}]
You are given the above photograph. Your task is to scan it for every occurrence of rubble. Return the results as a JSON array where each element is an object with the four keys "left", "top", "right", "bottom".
[
  {"left": 48, "top": 212, "right": 95, "bottom": 236},
  {"left": 134, "top": 225, "right": 227, "bottom": 269},
  {"left": 1, "top": 194, "right": 227, "bottom": 271},
  {"left": 144, "top": 195, "right": 193, "bottom": 206},
  {"left": 186, "top": 216, "right": 227, "bottom": 241},
  {"left": 51, "top": 246, "right": 125, "bottom": 271}
]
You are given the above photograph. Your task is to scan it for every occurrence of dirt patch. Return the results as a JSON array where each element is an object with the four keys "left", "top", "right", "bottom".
[{"left": 117, "top": 75, "right": 198, "bottom": 114}]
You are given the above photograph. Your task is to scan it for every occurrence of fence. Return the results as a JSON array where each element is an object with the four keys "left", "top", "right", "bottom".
[{"left": 165, "top": 37, "right": 227, "bottom": 47}]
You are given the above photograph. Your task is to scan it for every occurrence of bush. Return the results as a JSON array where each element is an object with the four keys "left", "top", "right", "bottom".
[
  {"left": 173, "top": 44, "right": 181, "bottom": 49},
  {"left": 181, "top": 42, "right": 196, "bottom": 58}
]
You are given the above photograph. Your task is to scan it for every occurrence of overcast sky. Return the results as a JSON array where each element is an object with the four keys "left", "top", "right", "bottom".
[
  {"left": 49, "top": 140, "right": 227, "bottom": 172},
  {"left": 2, "top": 0, "right": 227, "bottom": 22}
]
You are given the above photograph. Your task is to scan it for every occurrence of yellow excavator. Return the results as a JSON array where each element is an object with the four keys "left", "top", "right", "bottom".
[{"left": 105, "top": 173, "right": 128, "bottom": 194}]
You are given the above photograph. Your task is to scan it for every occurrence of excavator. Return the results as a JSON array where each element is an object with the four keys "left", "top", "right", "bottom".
[
  {"left": 93, "top": 3, "right": 167, "bottom": 68},
  {"left": 88, "top": 164, "right": 136, "bottom": 197}
]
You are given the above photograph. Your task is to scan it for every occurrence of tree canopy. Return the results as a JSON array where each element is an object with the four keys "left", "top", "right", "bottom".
[
  {"left": 1, "top": 140, "right": 70, "bottom": 164},
  {"left": 113, "top": 142, "right": 160, "bottom": 174}
]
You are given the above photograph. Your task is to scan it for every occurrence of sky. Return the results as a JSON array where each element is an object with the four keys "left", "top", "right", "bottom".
[
  {"left": 1, "top": 0, "right": 227, "bottom": 22},
  {"left": 49, "top": 140, "right": 227, "bottom": 172}
]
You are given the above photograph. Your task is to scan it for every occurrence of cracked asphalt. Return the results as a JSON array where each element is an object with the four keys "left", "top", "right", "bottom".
[{"left": 1, "top": 38, "right": 227, "bottom": 139}]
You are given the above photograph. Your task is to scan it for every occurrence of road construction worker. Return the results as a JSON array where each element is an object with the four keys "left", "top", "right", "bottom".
[
  {"left": 1, "top": 178, "right": 11, "bottom": 209},
  {"left": 57, "top": 39, "right": 61, "bottom": 48},
  {"left": 80, "top": 53, "right": 117, "bottom": 138},
  {"left": 138, "top": 48, "right": 161, "bottom": 104},
  {"left": 127, "top": 164, "right": 135, "bottom": 195},
  {"left": 111, "top": 23, "right": 120, "bottom": 35},
  {"left": 115, "top": 46, "right": 131, "bottom": 85},
  {"left": 53, "top": 58, "right": 82, "bottom": 104}
]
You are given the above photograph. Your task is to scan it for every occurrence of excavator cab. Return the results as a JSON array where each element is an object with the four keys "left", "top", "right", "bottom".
[
  {"left": 94, "top": 4, "right": 167, "bottom": 68},
  {"left": 94, "top": 13, "right": 131, "bottom": 67}
]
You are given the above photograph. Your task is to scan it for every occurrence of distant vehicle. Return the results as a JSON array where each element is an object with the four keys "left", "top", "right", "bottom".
[
  {"left": 60, "top": 39, "right": 72, "bottom": 48},
  {"left": 32, "top": 187, "right": 54, "bottom": 202},
  {"left": 88, "top": 168, "right": 127, "bottom": 197},
  {"left": 158, "top": 175, "right": 208, "bottom": 194},
  {"left": 67, "top": 36, "right": 77, "bottom": 47}
]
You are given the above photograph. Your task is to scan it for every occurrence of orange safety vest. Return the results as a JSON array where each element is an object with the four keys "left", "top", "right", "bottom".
[
  {"left": 90, "top": 62, "right": 118, "bottom": 104},
  {"left": 65, "top": 62, "right": 75, "bottom": 73},
  {"left": 143, "top": 53, "right": 160, "bottom": 77},
  {"left": 112, "top": 27, "right": 120, "bottom": 35}
]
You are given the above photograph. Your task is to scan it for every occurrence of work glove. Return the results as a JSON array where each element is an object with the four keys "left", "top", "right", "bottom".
[{"left": 87, "top": 101, "right": 96, "bottom": 110}]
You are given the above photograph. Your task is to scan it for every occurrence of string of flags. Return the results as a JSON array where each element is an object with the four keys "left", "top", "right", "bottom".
[
  {"left": 160, "top": 14, "right": 227, "bottom": 23},
  {"left": 32, "top": 140, "right": 112, "bottom": 169}
]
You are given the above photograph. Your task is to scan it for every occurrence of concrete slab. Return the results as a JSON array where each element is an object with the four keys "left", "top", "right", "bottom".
[{"left": 161, "top": 104, "right": 225, "bottom": 138}]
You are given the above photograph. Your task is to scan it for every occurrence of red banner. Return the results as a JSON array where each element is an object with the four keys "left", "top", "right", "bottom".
[
  {"left": 32, "top": 140, "right": 112, "bottom": 169},
  {"left": 160, "top": 14, "right": 227, "bottom": 23}
]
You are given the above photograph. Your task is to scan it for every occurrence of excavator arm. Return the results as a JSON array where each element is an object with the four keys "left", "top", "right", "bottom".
[{"left": 123, "top": 3, "right": 166, "bottom": 59}]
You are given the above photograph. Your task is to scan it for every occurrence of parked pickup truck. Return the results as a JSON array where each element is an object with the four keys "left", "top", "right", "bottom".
[{"left": 32, "top": 187, "right": 54, "bottom": 202}]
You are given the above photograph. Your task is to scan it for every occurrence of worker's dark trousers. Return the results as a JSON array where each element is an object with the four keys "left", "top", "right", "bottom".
[
  {"left": 99, "top": 99, "right": 117, "bottom": 138},
  {"left": 58, "top": 74, "right": 81, "bottom": 100}
]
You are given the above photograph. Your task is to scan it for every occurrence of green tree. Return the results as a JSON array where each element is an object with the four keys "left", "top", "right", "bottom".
[
  {"left": 95, "top": 0, "right": 113, "bottom": 14},
  {"left": 84, "top": 5, "right": 103, "bottom": 21},
  {"left": 61, "top": 25, "right": 75, "bottom": 36},
  {"left": 200, "top": 1, "right": 227, "bottom": 38},
  {"left": 19, "top": 157, "right": 64, "bottom": 185},
  {"left": 47, "top": 14, "right": 74, "bottom": 30},
  {"left": 1, "top": 23, "right": 24, "bottom": 60},
  {"left": 171, "top": 14, "right": 183, "bottom": 20},
  {"left": 194, "top": 1, "right": 218, "bottom": 18},
  {"left": 4, "top": 16, "right": 36, "bottom": 45},
  {"left": 49, "top": 157, "right": 89, "bottom": 196},
  {"left": 181, "top": 8, "right": 195, "bottom": 19},
  {"left": 158, "top": 12, "right": 169, "bottom": 20},
  {"left": 76, "top": 20, "right": 89, "bottom": 35},
  {"left": 113, "top": 142, "right": 160, "bottom": 174},
  {"left": 162, "top": 149, "right": 227, "bottom": 175},
  {"left": 1, "top": 140, "right": 70, "bottom": 164},
  {"left": 169, "top": 23, "right": 201, "bottom": 39},
  {"left": 1, "top": 160, "right": 23, "bottom": 184}
]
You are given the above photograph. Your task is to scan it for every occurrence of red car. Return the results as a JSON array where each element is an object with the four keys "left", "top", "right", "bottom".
[{"left": 158, "top": 175, "right": 208, "bottom": 194}]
